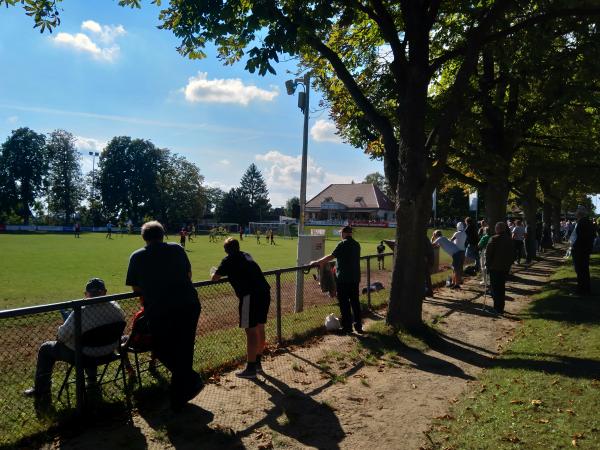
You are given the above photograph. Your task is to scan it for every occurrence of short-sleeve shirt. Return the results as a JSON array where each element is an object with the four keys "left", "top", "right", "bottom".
[
  {"left": 126, "top": 242, "right": 197, "bottom": 313},
  {"left": 376, "top": 244, "right": 385, "bottom": 254},
  {"left": 215, "top": 251, "right": 270, "bottom": 299},
  {"left": 332, "top": 237, "right": 361, "bottom": 284}
]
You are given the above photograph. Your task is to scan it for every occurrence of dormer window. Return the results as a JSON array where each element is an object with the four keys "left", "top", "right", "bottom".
[
  {"left": 324, "top": 197, "right": 333, "bottom": 202},
  {"left": 355, "top": 196, "right": 363, "bottom": 202}
]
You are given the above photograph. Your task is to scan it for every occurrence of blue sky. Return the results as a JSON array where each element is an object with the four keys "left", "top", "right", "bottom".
[{"left": 0, "top": 3, "right": 383, "bottom": 207}]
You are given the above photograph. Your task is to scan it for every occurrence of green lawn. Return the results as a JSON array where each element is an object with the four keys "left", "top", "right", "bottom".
[
  {"left": 426, "top": 254, "right": 600, "bottom": 449},
  {"left": 0, "top": 229, "right": 451, "bottom": 310}
]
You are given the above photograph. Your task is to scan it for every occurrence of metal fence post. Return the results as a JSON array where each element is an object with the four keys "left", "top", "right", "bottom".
[
  {"left": 73, "top": 303, "right": 85, "bottom": 413},
  {"left": 366, "top": 256, "right": 372, "bottom": 309},
  {"left": 276, "top": 271, "right": 282, "bottom": 345}
]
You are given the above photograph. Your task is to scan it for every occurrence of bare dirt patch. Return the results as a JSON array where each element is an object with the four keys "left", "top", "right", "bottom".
[{"left": 41, "top": 253, "right": 561, "bottom": 450}]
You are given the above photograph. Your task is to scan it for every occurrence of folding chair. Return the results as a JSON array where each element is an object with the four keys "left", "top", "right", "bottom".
[{"left": 57, "top": 321, "right": 127, "bottom": 403}]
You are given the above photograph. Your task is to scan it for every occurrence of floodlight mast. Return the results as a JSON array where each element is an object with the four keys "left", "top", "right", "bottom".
[{"left": 286, "top": 72, "right": 310, "bottom": 312}]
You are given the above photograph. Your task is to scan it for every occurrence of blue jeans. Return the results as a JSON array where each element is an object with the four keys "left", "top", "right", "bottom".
[{"left": 34, "top": 341, "right": 97, "bottom": 394}]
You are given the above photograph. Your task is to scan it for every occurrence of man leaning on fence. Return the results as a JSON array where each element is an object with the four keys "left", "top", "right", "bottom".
[
  {"left": 211, "top": 237, "right": 271, "bottom": 379},
  {"left": 24, "top": 278, "right": 125, "bottom": 406},
  {"left": 126, "top": 220, "right": 204, "bottom": 411},
  {"left": 310, "top": 225, "right": 362, "bottom": 334}
]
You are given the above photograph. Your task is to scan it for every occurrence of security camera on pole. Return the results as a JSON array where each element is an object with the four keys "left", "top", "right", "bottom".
[{"left": 286, "top": 73, "right": 325, "bottom": 312}]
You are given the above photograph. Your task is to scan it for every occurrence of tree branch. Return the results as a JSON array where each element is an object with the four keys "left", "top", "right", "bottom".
[{"left": 430, "top": 7, "right": 600, "bottom": 73}]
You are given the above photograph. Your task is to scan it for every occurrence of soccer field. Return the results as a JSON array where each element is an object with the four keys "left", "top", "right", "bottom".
[{"left": 0, "top": 227, "right": 451, "bottom": 310}]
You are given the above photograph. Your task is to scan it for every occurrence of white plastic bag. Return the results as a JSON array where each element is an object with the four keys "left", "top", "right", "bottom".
[{"left": 324, "top": 313, "right": 341, "bottom": 331}]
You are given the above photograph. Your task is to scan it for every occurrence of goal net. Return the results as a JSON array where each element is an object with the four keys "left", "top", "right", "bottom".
[{"left": 248, "top": 222, "right": 293, "bottom": 239}]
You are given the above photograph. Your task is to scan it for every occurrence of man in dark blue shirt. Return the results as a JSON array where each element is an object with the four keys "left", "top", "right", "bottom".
[
  {"left": 126, "top": 221, "right": 203, "bottom": 410},
  {"left": 311, "top": 226, "right": 362, "bottom": 334}
]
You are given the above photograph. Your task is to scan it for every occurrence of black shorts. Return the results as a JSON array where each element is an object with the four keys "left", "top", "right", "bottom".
[{"left": 239, "top": 291, "right": 271, "bottom": 328}]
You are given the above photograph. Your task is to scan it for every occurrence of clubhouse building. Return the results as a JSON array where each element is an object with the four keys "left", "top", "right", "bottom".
[{"left": 305, "top": 183, "right": 395, "bottom": 225}]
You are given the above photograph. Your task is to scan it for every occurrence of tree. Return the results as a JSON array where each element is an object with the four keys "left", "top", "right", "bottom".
[
  {"left": 0, "top": 127, "right": 48, "bottom": 224},
  {"left": 155, "top": 151, "right": 206, "bottom": 227},
  {"left": 11, "top": 0, "right": 600, "bottom": 330},
  {"left": 46, "top": 130, "right": 84, "bottom": 224},
  {"left": 215, "top": 188, "right": 252, "bottom": 224},
  {"left": 363, "top": 172, "right": 393, "bottom": 200},
  {"left": 98, "top": 136, "right": 162, "bottom": 222},
  {"left": 285, "top": 196, "right": 300, "bottom": 219},
  {"left": 239, "top": 163, "right": 270, "bottom": 221},
  {"left": 204, "top": 186, "right": 225, "bottom": 216}
]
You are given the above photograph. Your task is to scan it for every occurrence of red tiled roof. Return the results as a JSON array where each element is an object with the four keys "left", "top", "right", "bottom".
[{"left": 306, "top": 183, "right": 394, "bottom": 210}]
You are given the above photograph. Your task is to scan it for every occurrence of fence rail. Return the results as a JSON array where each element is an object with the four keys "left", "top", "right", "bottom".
[{"left": 0, "top": 252, "right": 395, "bottom": 446}]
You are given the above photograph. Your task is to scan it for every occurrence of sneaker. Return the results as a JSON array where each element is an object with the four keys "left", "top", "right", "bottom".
[
  {"left": 235, "top": 367, "right": 257, "bottom": 379},
  {"left": 353, "top": 324, "right": 364, "bottom": 334}
]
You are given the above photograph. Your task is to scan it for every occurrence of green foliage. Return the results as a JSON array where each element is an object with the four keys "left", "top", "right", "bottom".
[
  {"left": 239, "top": 163, "right": 270, "bottom": 221},
  {"left": 0, "top": 127, "right": 48, "bottom": 224},
  {"left": 285, "top": 196, "right": 300, "bottom": 219},
  {"left": 46, "top": 130, "right": 84, "bottom": 224}
]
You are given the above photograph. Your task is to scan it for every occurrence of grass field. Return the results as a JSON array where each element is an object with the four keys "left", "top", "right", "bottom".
[
  {"left": 426, "top": 254, "right": 600, "bottom": 449},
  {"left": 0, "top": 227, "right": 451, "bottom": 310}
]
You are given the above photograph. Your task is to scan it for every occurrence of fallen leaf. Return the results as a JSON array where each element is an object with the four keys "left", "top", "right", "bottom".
[
  {"left": 531, "top": 399, "right": 543, "bottom": 406},
  {"left": 572, "top": 439, "right": 578, "bottom": 447},
  {"left": 566, "top": 409, "right": 576, "bottom": 415},
  {"left": 434, "top": 414, "right": 455, "bottom": 420},
  {"left": 411, "top": 383, "right": 417, "bottom": 389},
  {"left": 537, "top": 418, "right": 549, "bottom": 424},
  {"left": 510, "top": 400, "right": 524, "bottom": 405}
]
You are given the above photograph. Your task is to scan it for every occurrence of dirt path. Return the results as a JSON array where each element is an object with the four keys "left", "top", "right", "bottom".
[{"left": 41, "top": 252, "right": 562, "bottom": 450}]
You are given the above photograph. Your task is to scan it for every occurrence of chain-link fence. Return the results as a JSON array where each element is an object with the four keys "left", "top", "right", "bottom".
[{"left": 0, "top": 252, "right": 393, "bottom": 446}]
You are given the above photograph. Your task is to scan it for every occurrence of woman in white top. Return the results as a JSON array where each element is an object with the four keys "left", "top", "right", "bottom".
[{"left": 451, "top": 222, "right": 467, "bottom": 251}]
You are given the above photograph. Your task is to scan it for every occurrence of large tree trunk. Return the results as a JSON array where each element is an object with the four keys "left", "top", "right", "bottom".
[
  {"left": 551, "top": 199, "right": 562, "bottom": 243},
  {"left": 521, "top": 178, "right": 538, "bottom": 261},
  {"left": 542, "top": 201, "right": 552, "bottom": 224},
  {"left": 387, "top": 192, "right": 430, "bottom": 331},
  {"left": 484, "top": 177, "right": 509, "bottom": 227}
]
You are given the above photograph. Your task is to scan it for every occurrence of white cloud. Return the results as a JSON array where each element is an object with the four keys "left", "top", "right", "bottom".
[
  {"left": 75, "top": 136, "right": 106, "bottom": 153},
  {"left": 6, "top": 115, "right": 18, "bottom": 124},
  {"left": 181, "top": 72, "right": 279, "bottom": 106},
  {"left": 310, "top": 119, "right": 342, "bottom": 144},
  {"left": 219, "top": 159, "right": 231, "bottom": 166},
  {"left": 255, "top": 150, "right": 355, "bottom": 206},
  {"left": 52, "top": 20, "right": 125, "bottom": 62},
  {"left": 81, "top": 20, "right": 126, "bottom": 44}
]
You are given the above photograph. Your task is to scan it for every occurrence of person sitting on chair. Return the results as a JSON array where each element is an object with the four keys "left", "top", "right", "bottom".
[{"left": 24, "top": 278, "right": 125, "bottom": 405}]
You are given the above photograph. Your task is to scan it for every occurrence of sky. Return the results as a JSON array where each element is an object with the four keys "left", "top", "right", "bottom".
[{"left": 0, "top": 3, "right": 383, "bottom": 207}]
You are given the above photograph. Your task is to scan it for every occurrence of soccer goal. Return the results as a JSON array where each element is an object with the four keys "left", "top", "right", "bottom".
[{"left": 248, "top": 222, "right": 293, "bottom": 239}]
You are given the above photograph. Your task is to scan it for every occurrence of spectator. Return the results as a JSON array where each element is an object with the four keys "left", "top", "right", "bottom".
[
  {"left": 211, "top": 238, "right": 271, "bottom": 379},
  {"left": 464, "top": 217, "right": 480, "bottom": 272},
  {"left": 424, "top": 236, "right": 435, "bottom": 297},
  {"left": 310, "top": 226, "right": 362, "bottom": 334},
  {"left": 126, "top": 221, "right": 203, "bottom": 411},
  {"left": 24, "top": 278, "right": 125, "bottom": 407},
  {"left": 511, "top": 219, "right": 526, "bottom": 264},
  {"left": 432, "top": 230, "right": 464, "bottom": 289},
  {"left": 376, "top": 240, "right": 386, "bottom": 270},
  {"left": 485, "top": 222, "right": 514, "bottom": 314},
  {"left": 571, "top": 206, "right": 595, "bottom": 295},
  {"left": 478, "top": 226, "right": 492, "bottom": 286}
]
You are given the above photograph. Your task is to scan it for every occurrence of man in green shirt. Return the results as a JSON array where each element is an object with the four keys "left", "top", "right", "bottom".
[{"left": 310, "top": 226, "right": 362, "bottom": 334}]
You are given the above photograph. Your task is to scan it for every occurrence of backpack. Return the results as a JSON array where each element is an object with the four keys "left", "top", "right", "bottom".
[{"left": 128, "top": 309, "right": 152, "bottom": 351}]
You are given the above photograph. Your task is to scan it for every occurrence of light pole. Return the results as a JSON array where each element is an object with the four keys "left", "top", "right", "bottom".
[
  {"left": 286, "top": 73, "right": 310, "bottom": 312},
  {"left": 89, "top": 151, "right": 99, "bottom": 227}
]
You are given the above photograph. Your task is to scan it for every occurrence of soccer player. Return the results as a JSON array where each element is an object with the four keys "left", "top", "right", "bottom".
[
  {"left": 106, "top": 221, "right": 113, "bottom": 239},
  {"left": 179, "top": 228, "right": 187, "bottom": 248},
  {"left": 376, "top": 241, "right": 385, "bottom": 269},
  {"left": 255, "top": 229, "right": 261, "bottom": 244},
  {"left": 212, "top": 238, "right": 271, "bottom": 378}
]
